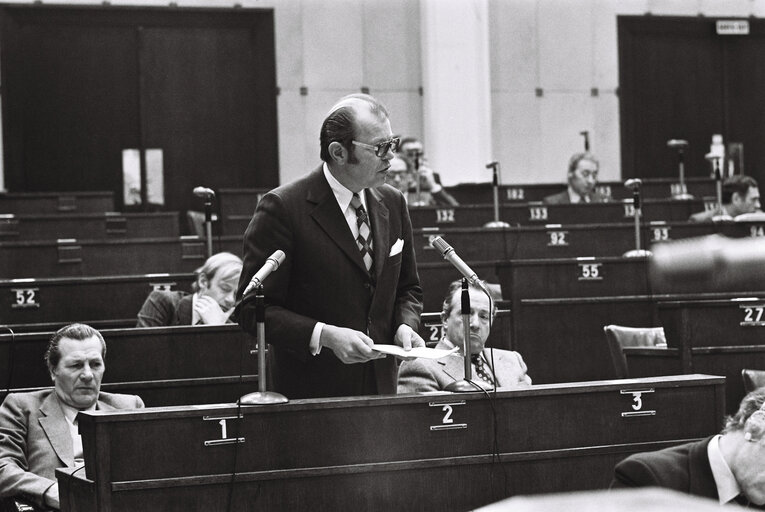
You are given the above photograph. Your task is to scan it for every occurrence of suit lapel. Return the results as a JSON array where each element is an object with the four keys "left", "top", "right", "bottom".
[
  {"left": 687, "top": 437, "right": 719, "bottom": 500},
  {"left": 39, "top": 392, "right": 74, "bottom": 467},
  {"left": 307, "top": 170, "right": 369, "bottom": 275},
  {"left": 365, "top": 187, "right": 389, "bottom": 282}
]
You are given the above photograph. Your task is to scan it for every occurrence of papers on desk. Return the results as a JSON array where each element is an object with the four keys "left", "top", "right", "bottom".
[{"left": 371, "top": 344, "right": 459, "bottom": 359}]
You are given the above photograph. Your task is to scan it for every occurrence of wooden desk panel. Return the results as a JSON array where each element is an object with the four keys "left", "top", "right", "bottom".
[
  {"left": 0, "top": 325, "right": 258, "bottom": 407},
  {"left": 57, "top": 375, "right": 725, "bottom": 512},
  {"left": 446, "top": 177, "right": 716, "bottom": 204},
  {"left": 407, "top": 199, "right": 705, "bottom": 229},
  {"left": 0, "top": 236, "right": 206, "bottom": 278},
  {"left": 0, "top": 212, "right": 179, "bottom": 241},
  {"left": 0, "top": 190, "right": 114, "bottom": 214},
  {"left": 0, "top": 273, "right": 195, "bottom": 330}
]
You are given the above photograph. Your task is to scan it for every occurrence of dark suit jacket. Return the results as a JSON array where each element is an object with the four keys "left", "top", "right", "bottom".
[
  {"left": 0, "top": 389, "right": 144, "bottom": 508},
  {"left": 611, "top": 436, "right": 718, "bottom": 501},
  {"left": 236, "top": 166, "right": 423, "bottom": 399},
  {"left": 136, "top": 290, "right": 192, "bottom": 327},
  {"left": 543, "top": 189, "right": 608, "bottom": 205},
  {"left": 397, "top": 340, "right": 532, "bottom": 394}
]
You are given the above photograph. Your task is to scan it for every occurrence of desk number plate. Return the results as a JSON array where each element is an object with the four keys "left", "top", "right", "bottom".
[
  {"left": 203, "top": 414, "right": 245, "bottom": 446},
  {"left": 741, "top": 304, "right": 765, "bottom": 326},
  {"left": 429, "top": 401, "right": 467, "bottom": 431},
  {"left": 620, "top": 388, "right": 656, "bottom": 417}
]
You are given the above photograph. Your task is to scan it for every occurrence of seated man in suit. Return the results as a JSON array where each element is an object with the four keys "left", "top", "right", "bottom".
[
  {"left": 136, "top": 251, "right": 242, "bottom": 327},
  {"left": 397, "top": 137, "right": 459, "bottom": 206},
  {"left": 612, "top": 387, "right": 765, "bottom": 507},
  {"left": 689, "top": 175, "right": 761, "bottom": 222},
  {"left": 0, "top": 323, "right": 144, "bottom": 510},
  {"left": 397, "top": 280, "right": 532, "bottom": 393},
  {"left": 543, "top": 152, "right": 607, "bottom": 204}
]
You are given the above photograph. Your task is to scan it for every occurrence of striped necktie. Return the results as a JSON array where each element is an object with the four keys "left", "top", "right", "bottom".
[{"left": 351, "top": 192, "right": 374, "bottom": 273}]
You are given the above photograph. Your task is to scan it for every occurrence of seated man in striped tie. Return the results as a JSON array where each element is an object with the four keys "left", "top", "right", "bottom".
[
  {"left": 397, "top": 280, "right": 532, "bottom": 393},
  {"left": 0, "top": 323, "right": 144, "bottom": 510},
  {"left": 612, "top": 387, "right": 765, "bottom": 508}
]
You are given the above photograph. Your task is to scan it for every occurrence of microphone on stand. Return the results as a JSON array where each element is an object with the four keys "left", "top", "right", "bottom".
[
  {"left": 239, "top": 249, "right": 288, "bottom": 406},
  {"left": 193, "top": 186, "right": 215, "bottom": 198},
  {"left": 484, "top": 161, "right": 509, "bottom": 228},
  {"left": 430, "top": 236, "right": 493, "bottom": 310},
  {"left": 706, "top": 152, "right": 732, "bottom": 222},
  {"left": 242, "top": 250, "right": 286, "bottom": 297},
  {"left": 193, "top": 186, "right": 216, "bottom": 259},
  {"left": 667, "top": 139, "right": 693, "bottom": 200},
  {"left": 623, "top": 179, "right": 651, "bottom": 258}
]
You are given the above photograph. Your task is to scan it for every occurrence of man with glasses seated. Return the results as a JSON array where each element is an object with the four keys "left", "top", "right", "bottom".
[
  {"left": 543, "top": 152, "right": 607, "bottom": 204},
  {"left": 235, "top": 93, "right": 425, "bottom": 399}
]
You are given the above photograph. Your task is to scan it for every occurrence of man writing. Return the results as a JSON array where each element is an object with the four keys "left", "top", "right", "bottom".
[
  {"left": 236, "top": 93, "right": 425, "bottom": 399},
  {"left": 0, "top": 324, "right": 144, "bottom": 509},
  {"left": 689, "top": 175, "right": 761, "bottom": 222}
]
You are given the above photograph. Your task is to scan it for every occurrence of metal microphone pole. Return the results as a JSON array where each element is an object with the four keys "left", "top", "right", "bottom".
[
  {"left": 239, "top": 285, "right": 288, "bottom": 405},
  {"left": 445, "top": 278, "right": 477, "bottom": 393},
  {"left": 624, "top": 180, "right": 651, "bottom": 258},
  {"left": 484, "top": 161, "right": 510, "bottom": 228},
  {"left": 580, "top": 130, "right": 590, "bottom": 152},
  {"left": 707, "top": 153, "right": 731, "bottom": 222},
  {"left": 668, "top": 140, "right": 692, "bottom": 200},
  {"left": 203, "top": 193, "right": 214, "bottom": 260}
]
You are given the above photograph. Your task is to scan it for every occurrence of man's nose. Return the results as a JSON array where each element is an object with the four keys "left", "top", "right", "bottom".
[{"left": 80, "top": 365, "right": 93, "bottom": 380}]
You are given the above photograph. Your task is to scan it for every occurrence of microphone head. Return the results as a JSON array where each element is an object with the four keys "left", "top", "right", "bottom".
[
  {"left": 270, "top": 249, "right": 286, "bottom": 269},
  {"left": 485, "top": 161, "right": 499, "bottom": 170},
  {"left": 667, "top": 139, "right": 688, "bottom": 148},
  {"left": 193, "top": 186, "right": 215, "bottom": 198},
  {"left": 429, "top": 236, "right": 451, "bottom": 256},
  {"left": 624, "top": 178, "right": 642, "bottom": 190}
]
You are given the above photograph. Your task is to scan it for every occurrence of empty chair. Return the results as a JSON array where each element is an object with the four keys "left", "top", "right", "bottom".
[
  {"left": 604, "top": 325, "right": 666, "bottom": 379},
  {"left": 742, "top": 369, "right": 765, "bottom": 393}
]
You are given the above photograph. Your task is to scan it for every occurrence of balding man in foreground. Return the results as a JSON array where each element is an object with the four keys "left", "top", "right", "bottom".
[{"left": 236, "top": 93, "right": 424, "bottom": 399}]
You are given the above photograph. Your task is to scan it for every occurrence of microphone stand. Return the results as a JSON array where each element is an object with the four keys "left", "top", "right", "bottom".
[
  {"left": 580, "top": 130, "right": 590, "bottom": 152},
  {"left": 445, "top": 279, "right": 477, "bottom": 393},
  {"left": 484, "top": 161, "right": 510, "bottom": 229},
  {"left": 670, "top": 142, "right": 693, "bottom": 200},
  {"left": 411, "top": 151, "right": 427, "bottom": 207},
  {"left": 623, "top": 183, "right": 652, "bottom": 258},
  {"left": 708, "top": 154, "right": 732, "bottom": 222},
  {"left": 203, "top": 192, "right": 214, "bottom": 260},
  {"left": 239, "top": 285, "right": 288, "bottom": 405}
]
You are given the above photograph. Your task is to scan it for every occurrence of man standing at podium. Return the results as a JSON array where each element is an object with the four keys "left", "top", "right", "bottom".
[
  {"left": 0, "top": 324, "right": 144, "bottom": 510},
  {"left": 236, "top": 93, "right": 424, "bottom": 399}
]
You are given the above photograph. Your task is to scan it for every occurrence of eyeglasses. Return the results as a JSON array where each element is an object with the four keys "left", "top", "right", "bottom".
[{"left": 351, "top": 137, "right": 400, "bottom": 158}]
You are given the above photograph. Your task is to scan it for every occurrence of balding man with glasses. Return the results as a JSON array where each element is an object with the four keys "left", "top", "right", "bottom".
[
  {"left": 544, "top": 152, "right": 608, "bottom": 204},
  {"left": 236, "top": 93, "right": 425, "bottom": 399}
]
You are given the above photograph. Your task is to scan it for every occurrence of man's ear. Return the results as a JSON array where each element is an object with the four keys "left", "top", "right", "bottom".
[
  {"left": 732, "top": 191, "right": 744, "bottom": 205},
  {"left": 328, "top": 141, "right": 347, "bottom": 164}
]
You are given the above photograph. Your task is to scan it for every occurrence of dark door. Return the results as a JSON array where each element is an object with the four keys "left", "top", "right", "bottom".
[
  {"left": 0, "top": 6, "right": 278, "bottom": 213},
  {"left": 619, "top": 16, "right": 765, "bottom": 189}
]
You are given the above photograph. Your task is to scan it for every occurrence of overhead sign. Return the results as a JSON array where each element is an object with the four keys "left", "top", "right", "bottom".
[{"left": 716, "top": 20, "right": 750, "bottom": 35}]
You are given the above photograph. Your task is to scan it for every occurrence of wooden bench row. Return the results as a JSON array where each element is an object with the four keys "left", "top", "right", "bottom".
[
  {"left": 0, "top": 211, "right": 180, "bottom": 240},
  {"left": 57, "top": 374, "right": 724, "bottom": 511}
]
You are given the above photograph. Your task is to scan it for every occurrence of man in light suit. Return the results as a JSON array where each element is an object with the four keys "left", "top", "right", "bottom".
[
  {"left": 543, "top": 152, "right": 607, "bottom": 204},
  {"left": 612, "top": 387, "right": 765, "bottom": 507},
  {"left": 236, "top": 94, "right": 425, "bottom": 399},
  {"left": 0, "top": 323, "right": 144, "bottom": 510},
  {"left": 397, "top": 280, "right": 532, "bottom": 393}
]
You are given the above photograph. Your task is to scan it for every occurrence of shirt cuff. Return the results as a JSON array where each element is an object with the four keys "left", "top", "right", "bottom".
[{"left": 310, "top": 322, "right": 325, "bottom": 355}]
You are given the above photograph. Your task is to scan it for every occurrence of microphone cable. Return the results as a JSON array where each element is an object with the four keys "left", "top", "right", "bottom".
[{"left": 225, "top": 327, "right": 251, "bottom": 512}]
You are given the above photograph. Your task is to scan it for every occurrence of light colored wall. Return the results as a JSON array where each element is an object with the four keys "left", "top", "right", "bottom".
[{"left": 0, "top": 0, "right": 762, "bottom": 189}]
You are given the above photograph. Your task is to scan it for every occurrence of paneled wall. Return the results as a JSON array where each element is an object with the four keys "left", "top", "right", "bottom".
[{"left": 0, "top": 0, "right": 761, "bottom": 189}]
